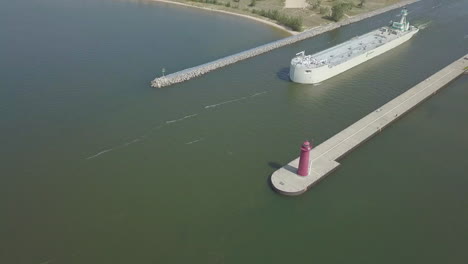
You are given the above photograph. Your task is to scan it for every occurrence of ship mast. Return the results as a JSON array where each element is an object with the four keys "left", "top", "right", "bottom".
[
  {"left": 399, "top": 8, "right": 408, "bottom": 26},
  {"left": 392, "top": 8, "right": 410, "bottom": 32}
]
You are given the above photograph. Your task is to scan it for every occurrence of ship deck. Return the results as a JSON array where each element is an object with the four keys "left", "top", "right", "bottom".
[{"left": 292, "top": 27, "right": 415, "bottom": 68}]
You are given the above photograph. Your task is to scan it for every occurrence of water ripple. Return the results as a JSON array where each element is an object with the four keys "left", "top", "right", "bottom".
[
  {"left": 205, "top": 91, "right": 268, "bottom": 109},
  {"left": 86, "top": 91, "right": 267, "bottom": 159},
  {"left": 165, "top": 113, "right": 198, "bottom": 124},
  {"left": 185, "top": 138, "right": 204, "bottom": 145}
]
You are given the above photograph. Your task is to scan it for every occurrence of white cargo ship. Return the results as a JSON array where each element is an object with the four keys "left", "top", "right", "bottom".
[{"left": 290, "top": 8, "right": 419, "bottom": 84}]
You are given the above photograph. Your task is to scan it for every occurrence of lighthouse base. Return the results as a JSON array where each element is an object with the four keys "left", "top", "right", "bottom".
[{"left": 271, "top": 159, "right": 340, "bottom": 196}]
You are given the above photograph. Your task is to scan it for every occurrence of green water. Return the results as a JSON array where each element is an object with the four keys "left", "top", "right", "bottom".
[{"left": 1, "top": 0, "right": 467, "bottom": 263}]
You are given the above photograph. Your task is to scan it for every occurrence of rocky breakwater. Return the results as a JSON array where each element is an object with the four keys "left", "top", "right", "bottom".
[{"left": 151, "top": 0, "right": 419, "bottom": 88}]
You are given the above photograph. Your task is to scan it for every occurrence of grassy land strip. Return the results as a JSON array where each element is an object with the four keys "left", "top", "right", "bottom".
[
  {"left": 251, "top": 9, "right": 303, "bottom": 31},
  {"left": 160, "top": 0, "right": 408, "bottom": 32}
]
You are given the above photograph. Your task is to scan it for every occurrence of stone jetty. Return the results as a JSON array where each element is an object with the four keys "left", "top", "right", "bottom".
[{"left": 151, "top": 0, "right": 420, "bottom": 88}]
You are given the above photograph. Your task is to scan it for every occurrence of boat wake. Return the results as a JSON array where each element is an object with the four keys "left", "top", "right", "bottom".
[
  {"left": 122, "top": 137, "right": 143, "bottom": 146},
  {"left": 86, "top": 124, "right": 165, "bottom": 160},
  {"left": 416, "top": 21, "right": 432, "bottom": 30},
  {"left": 86, "top": 148, "right": 115, "bottom": 160},
  {"left": 251, "top": 91, "right": 268, "bottom": 97},
  {"left": 165, "top": 113, "right": 198, "bottom": 124},
  {"left": 185, "top": 138, "right": 204, "bottom": 145},
  {"left": 205, "top": 97, "right": 248, "bottom": 109},
  {"left": 86, "top": 91, "right": 267, "bottom": 159},
  {"left": 205, "top": 91, "right": 268, "bottom": 109},
  {"left": 86, "top": 136, "right": 147, "bottom": 159}
]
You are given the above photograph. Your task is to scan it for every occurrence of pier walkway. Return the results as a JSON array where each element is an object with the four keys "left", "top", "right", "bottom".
[{"left": 271, "top": 54, "right": 468, "bottom": 195}]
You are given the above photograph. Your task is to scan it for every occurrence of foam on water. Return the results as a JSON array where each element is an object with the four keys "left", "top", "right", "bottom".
[
  {"left": 205, "top": 97, "right": 249, "bottom": 109},
  {"left": 165, "top": 113, "right": 198, "bottom": 124},
  {"left": 415, "top": 20, "right": 432, "bottom": 30},
  {"left": 86, "top": 148, "right": 115, "bottom": 160},
  {"left": 185, "top": 138, "right": 204, "bottom": 145},
  {"left": 205, "top": 91, "right": 268, "bottom": 109},
  {"left": 251, "top": 91, "right": 268, "bottom": 97},
  {"left": 85, "top": 90, "right": 271, "bottom": 159},
  {"left": 86, "top": 125, "right": 165, "bottom": 159}
]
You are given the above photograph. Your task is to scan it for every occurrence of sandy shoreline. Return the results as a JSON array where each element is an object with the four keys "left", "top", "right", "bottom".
[
  {"left": 152, "top": 0, "right": 421, "bottom": 37},
  {"left": 151, "top": 0, "right": 297, "bottom": 35}
]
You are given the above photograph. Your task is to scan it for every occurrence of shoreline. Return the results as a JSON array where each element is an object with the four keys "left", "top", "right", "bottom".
[
  {"left": 151, "top": 0, "right": 297, "bottom": 35},
  {"left": 151, "top": 0, "right": 421, "bottom": 37}
]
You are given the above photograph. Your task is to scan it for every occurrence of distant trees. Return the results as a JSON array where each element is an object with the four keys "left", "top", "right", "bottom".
[
  {"left": 251, "top": 9, "right": 303, "bottom": 31},
  {"left": 331, "top": 4, "right": 344, "bottom": 21},
  {"left": 308, "top": 0, "right": 321, "bottom": 11},
  {"left": 312, "top": 0, "right": 322, "bottom": 10},
  {"left": 249, "top": 0, "right": 256, "bottom": 7},
  {"left": 331, "top": 2, "right": 353, "bottom": 21},
  {"left": 189, "top": 0, "right": 219, "bottom": 4},
  {"left": 358, "top": 0, "right": 366, "bottom": 8},
  {"left": 319, "top": 6, "right": 330, "bottom": 16}
]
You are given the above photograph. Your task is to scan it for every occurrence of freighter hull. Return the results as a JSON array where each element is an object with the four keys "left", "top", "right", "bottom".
[
  {"left": 290, "top": 29, "right": 418, "bottom": 84},
  {"left": 290, "top": 8, "right": 418, "bottom": 84}
]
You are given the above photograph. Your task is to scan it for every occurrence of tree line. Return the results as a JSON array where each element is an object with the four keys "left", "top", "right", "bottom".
[
  {"left": 251, "top": 9, "right": 303, "bottom": 31},
  {"left": 310, "top": 0, "right": 367, "bottom": 22}
]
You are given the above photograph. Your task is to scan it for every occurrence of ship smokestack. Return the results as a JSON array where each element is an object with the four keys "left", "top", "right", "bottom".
[{"left": 297, "top": 141, "right": 312, "bottom": 176}]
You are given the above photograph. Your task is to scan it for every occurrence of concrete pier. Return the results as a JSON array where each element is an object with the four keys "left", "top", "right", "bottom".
[{"left": 271, "top": 54, "right": 468, "bottom": 195}]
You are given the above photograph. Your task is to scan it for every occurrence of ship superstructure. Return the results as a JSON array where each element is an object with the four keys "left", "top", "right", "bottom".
[{"left": 290, "top": 8, "right": 418, "bottom": 84}]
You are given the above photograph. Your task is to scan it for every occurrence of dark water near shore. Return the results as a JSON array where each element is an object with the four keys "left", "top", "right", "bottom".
[{"left": 1, "top": 0, "right": 467, "bottom": 263}]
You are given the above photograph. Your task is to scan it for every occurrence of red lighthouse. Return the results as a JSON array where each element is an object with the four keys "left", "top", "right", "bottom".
[{"left": 297, "top": 141, "right": 312, "bottom": 176}]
